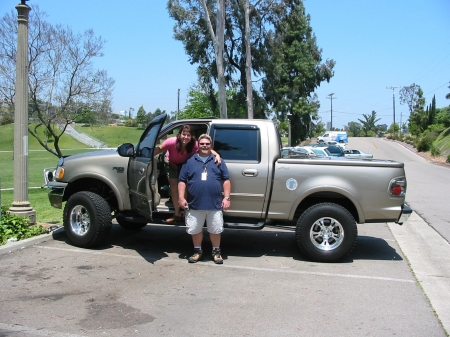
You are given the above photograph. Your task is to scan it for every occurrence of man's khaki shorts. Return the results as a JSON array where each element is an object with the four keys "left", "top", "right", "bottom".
[{"left": 185, "top": 210, "right": 224, "bottom": 235}]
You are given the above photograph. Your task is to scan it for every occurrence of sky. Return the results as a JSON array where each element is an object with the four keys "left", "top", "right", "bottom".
[{"left": 1, "top": 0, "right": 449, "bottom": 129}]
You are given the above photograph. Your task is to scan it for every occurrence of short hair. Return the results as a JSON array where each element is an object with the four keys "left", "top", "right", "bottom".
[{"left": 198, "top": 134, "right": 212, "bottom": 143}]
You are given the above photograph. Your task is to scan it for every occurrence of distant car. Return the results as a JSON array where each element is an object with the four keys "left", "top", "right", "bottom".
[
  {"left": 281, "top": 147, "right": 310, "bottom": 159},
  {"left": 344, "top": 149, "right": 373, "bottom": 159},
  {"left": 297, "top": 147, "right": 322, "bottom": 158},
  {"left": 307, "top": 147, "right": 330, "bottom": 157},
  {"left": 325, "top": 141, "right": 345, "bottom": 149},
  {"left": 324, "top": 145, "right": 345, "bottom": 157}
]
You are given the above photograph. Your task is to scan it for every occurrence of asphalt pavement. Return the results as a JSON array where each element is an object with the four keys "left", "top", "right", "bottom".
[{"left": 0, "top": 214, "right": 449, "bottom": 337}]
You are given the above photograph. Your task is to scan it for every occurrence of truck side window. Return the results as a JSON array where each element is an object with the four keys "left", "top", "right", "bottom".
[{"left": 211, "top": 126, "right": 260, "bottom": 162}]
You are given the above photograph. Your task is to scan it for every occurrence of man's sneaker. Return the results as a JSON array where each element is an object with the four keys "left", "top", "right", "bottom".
[
  {"left": 212, "top": 248, "right": 223, "bottom": 264},
  {"left": 188, "top": 249, "right": 203, "bottom": 263}
]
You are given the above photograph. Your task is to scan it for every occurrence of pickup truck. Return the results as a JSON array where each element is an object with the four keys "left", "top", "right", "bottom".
[{"left": 42, "top": 114, "right": 412, "bottom": 262}]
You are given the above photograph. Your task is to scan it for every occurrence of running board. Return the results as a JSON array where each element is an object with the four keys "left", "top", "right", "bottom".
[{"left": 223, "top": 219, "right": 270, "bottom": 230}]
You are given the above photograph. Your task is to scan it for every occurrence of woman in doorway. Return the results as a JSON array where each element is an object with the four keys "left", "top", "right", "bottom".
[{"left": 154, "top": 125, "right": 220, "bottom": 223}]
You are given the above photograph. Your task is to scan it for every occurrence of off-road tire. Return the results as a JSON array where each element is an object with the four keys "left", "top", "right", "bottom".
[
  {"left": 63, "top": 191, "right": 112, "bottom": 248},
  {"left": 295, "top": 202, "right": 357, "bottom": 262}
]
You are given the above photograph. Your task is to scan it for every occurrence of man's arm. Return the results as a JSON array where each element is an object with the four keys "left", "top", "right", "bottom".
[
  {"left": 178, "top": 181, "right": 188, "bottom": 209},
  {"left": 221, "top": 179, "right": 231, "bottom": 210}
]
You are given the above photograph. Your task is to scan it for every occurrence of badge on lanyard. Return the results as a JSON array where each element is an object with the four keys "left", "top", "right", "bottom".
[{"left": 201, "top": 159, "right": 208, "bottom": 181}]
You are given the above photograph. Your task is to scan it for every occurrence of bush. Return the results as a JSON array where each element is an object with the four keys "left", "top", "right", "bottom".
[
  {"left": 430, "top": 145, "right": 441, "bottom": 157},
  {"left": 447, "top": 154, "right": 450, "bottom": 164},
  {"left": 0, "top": 206, "right": 48, "bottom": 245},
  {"left": 416, "top": 137, "right": 433, "bottom": 152}
]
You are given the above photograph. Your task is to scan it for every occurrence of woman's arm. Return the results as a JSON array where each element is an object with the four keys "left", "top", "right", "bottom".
[
  {"left": 153, "top": 145, "right": 164, "bottom": 157},
  {"left": 211, "top": 149, "right": 221, "bottom": 165}
]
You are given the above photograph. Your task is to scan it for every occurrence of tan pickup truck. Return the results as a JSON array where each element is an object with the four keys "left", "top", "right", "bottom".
[{"left": 43, "top": 114, "right": 411, "bottom": 262}]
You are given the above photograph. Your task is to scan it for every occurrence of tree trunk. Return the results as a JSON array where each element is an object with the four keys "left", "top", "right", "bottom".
[{"left": 243, "top": 0, "right": 253, "bottom": 119}]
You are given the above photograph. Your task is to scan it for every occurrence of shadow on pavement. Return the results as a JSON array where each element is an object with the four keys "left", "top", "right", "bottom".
[{"left": 52, "top": 223, "right": 403, "bottom": 264}]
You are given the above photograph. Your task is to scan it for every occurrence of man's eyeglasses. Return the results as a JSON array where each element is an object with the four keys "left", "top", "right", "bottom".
[{"left": 199, "top": 142, "right": 211, "bottom": 146}]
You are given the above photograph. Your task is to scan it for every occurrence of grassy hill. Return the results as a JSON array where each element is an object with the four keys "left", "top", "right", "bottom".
[{"left": 72, "top": 124, "right": 144, "bottom": 147}]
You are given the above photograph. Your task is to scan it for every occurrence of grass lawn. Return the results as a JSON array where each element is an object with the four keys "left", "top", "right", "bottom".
[
  {"left": 72, "top": 124, "right": 144, "bottom": 147},
  {"left": 0, "top": 123, "right": 143, "bottom": 224}
]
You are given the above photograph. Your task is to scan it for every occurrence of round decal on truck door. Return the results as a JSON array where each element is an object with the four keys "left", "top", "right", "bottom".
[{"left": 286, "top": 178, "right": 298, "bottom": 191}]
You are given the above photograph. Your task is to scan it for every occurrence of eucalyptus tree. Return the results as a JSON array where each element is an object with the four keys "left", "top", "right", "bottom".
[
  {"left": 0, "top": 6, "right": 114, "bottom": 157},
  {"left": 168, "top": 0, "right": 288, "bottom": 119},
  {"left": 262, "top": 0, "right": 334, "bottom": 144}
]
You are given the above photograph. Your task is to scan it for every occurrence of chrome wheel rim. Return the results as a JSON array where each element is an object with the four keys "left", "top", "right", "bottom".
[
  {"left": 310, "top": 217, "right": 344, "bottom": 251},
  {"left": 69, "top": 205, "right": 90, "bottom": 236}
]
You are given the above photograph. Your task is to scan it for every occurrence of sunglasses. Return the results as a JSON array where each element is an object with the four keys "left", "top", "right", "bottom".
[{"left": 199, "top": 142, "right": 211, "bottom": 146}]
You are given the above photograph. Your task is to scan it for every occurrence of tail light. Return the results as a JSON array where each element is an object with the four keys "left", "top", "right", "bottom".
[{"left": 389, "top": 178, "right": 406, "bottom": 197}]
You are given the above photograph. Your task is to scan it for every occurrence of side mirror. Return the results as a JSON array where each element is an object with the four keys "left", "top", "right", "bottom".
[{"left": 117, "top": 143, "right": 135, "bottom": 157}]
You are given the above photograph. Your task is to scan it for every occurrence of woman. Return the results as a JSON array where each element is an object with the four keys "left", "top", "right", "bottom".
[{"left": 154, "top": 125, "right": 220, "bottom": 223}]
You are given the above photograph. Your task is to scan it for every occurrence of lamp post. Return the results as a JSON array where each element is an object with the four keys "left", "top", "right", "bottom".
[
  {"left": 9, "top": 0, "right": 36, "bottom": 224},
  {"left": 287, "top": 113, "right": 292, "bottom": 147}
]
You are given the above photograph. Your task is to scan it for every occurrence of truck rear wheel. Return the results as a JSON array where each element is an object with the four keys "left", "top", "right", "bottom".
[
  {"left": 63, "top": 191, "right": 112, "bottom": 248},
  {"left": 295, "top": 203, "right": 357, "bottom": 262}
]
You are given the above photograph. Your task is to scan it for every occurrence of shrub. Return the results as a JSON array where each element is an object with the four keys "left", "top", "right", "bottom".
[
  {"left": 416, "top": 137, "right": 433, "bottom": 152},
  {"left": 0, "top": 206, "right": 48, "bottom": 245},
  {"left": 430, "top": 145, "right": 441, "bottom": 157},
  {"left": 447, "top": 154, "right": 450, "bottom": 164}
]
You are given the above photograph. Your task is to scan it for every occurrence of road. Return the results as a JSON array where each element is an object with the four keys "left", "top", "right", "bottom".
[
  {"left": 0, "top": 138, "right": 449, "bottom": 337},
  {"left": 348, "top": 137, "right": 450, "bottom": 242}
]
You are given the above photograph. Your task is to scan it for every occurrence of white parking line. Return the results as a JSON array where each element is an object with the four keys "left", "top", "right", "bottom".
[
  {"left": 37, "top": 246, "right": 414, "bottom": 283},
  {"left": 0, "top": 322, "right": 86, "bottom": 337}
]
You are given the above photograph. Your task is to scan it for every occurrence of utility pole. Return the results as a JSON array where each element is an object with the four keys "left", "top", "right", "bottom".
[
  {"left": 9, "top": 0, "right": 36, "bottom": 224},
  {"left": 327, "top": 93, "right": 336, "bottom": 130},
  {"left": 177, "top": 88, "right": 180, "bottom": 120},
  {"left": 386, "top": 86, "right": 400, "bottom": 136}
]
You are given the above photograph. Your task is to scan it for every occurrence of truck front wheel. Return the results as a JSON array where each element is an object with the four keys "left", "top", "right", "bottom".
[
  {"left": 63, "top": 191, "right": 112, "bottom": 248},
  {"left": 295, "top": 203, "right": 357, "bottom": 263}
]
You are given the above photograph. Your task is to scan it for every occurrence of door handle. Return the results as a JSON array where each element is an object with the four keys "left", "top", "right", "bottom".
[
  {"left": 242, "top": 169, "right": 258, "bottom": 177},
  {"left": 139, "top": 168, "right": 145, "bottom": 175}
]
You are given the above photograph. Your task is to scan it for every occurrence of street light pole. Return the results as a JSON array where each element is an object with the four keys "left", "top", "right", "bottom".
[
  {"left": 9, "top": 0, "right": 36, "bottom": 224},
  {"left": 387, "top": 86, "right": 400, "bottom": 136}
]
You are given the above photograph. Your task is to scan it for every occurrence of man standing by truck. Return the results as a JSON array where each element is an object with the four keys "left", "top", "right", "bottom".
[{"left": 178, "top": 134, "right": 231, "bottom": 264}]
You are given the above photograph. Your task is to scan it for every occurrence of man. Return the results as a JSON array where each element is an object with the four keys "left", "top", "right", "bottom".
[{"left": 178, "top": 134, "right": 231, "bottom": 264}]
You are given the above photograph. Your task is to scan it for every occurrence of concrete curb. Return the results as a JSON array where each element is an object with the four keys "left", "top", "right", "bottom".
[
  {"left": 0, "top": 227, "right": 66, "bottom": 255},
  {"left": 389, "top": 212, "right": 450, "bottom": 334}
]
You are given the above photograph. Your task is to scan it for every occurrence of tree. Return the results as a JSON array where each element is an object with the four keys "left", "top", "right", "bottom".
[
  {"left": 179, "top": 84, "right": 218, "bottom": 119},
  {"left": 347, "top": 121, "right": 362, "bottom": 137},
  {"left": 199, "top": 0, "right": 227, "bottom": 118},
  {"left": 435, "top": 106, "right": 450, "bottom": 127},
  {"left": 358, "top": 111, "right": 381, "bottom": 137},
  {"left": 428, "top": 95, "right": 436, "bottom": 126},
  {"left": 168, "top": 0, "right": 296, "bottom": 120},
  {"left": 74, "top": 107, "right": 96, "bottom": 125},
  {"left": 136, "top": 106, "right": 147, "bottom": 128},
  {"left": 262, "top": 1, "right": 334, "bottom": 145},
  {"left": 0, "top": 6, "right": 114, "bottom": 157}
]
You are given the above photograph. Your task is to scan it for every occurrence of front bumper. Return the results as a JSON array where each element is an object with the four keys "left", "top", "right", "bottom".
[
  {"left": 42, "top": 167, "right": 67, "bottom": 209},
  {"left": 396, "top": 204, "right": 412, "bottom": 225}
]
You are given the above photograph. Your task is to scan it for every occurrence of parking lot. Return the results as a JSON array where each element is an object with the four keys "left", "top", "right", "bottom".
[{"left": 0, "top": 221, "right": 446, "bottom": 337}]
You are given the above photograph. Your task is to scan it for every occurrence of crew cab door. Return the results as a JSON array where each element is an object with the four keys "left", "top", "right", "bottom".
[
  {"left": 209, "top": 124, "right": 269, "bottom": 218},
  {"left": 127, "top": 114, "right": 167, "bottom": 219}
]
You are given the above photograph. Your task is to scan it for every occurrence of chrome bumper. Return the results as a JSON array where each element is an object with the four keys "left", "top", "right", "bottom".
[
  {"left": 42, "top": 168, "right": 67, "bottom": 209},
  {"left": 396, "top": 204, "right": 412, "bottom": 225}
]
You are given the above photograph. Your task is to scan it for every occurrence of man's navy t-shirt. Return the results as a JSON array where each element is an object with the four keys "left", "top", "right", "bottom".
[{"left": 179, "top": 154, "right": 230, "bottom": 210}]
